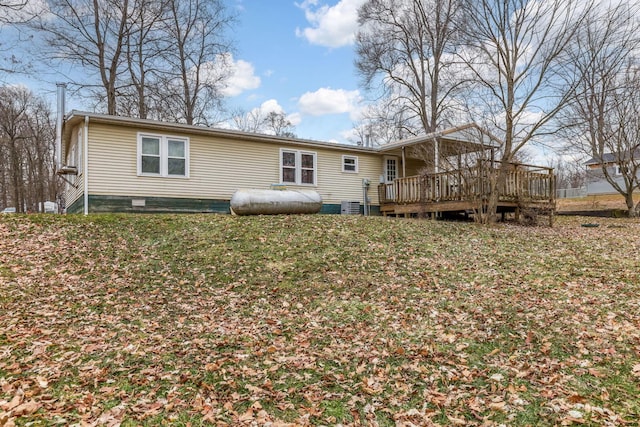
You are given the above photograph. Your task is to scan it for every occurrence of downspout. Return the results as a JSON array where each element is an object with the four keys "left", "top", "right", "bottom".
[{"left": 83, "top": 116, "right": 89, "bottom": 215}]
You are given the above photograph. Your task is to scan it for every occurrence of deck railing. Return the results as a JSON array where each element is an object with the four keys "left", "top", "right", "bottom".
[{"left": 378, "top": 161, "right": 555, "bottom": 206}]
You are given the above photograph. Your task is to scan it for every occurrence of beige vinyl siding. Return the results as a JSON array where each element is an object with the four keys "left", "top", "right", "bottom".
[
  {"left": 64, "top": 125, "right": 84, "bottom": 208},
  {"left": 85, "top": 122, "right": 382, "bottom": 205},
  {"left": 404, "top": 158, "right": 424, "bottom": 177},
  {"left": 283, "top": 150, "right": 381, "bottom": 205}
]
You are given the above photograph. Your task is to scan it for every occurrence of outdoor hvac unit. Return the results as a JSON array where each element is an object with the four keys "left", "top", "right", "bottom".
[{"left": 341, "top": 200, "right": 360, "bottom": 215}]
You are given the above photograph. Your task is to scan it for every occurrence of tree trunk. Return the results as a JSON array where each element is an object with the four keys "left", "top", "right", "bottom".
[
  {"left": 625, "top": 193, "right": 637, "bottom": 217},
  {"left": 480, "top": 163, "right": 508, "bottom": 224}
]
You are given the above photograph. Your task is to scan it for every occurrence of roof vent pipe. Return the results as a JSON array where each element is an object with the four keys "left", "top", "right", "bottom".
[{"left": 55, "top": 83, "right": 67, "bottom": 170}]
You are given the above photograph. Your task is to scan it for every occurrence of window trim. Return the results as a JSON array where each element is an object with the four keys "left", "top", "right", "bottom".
[
  {"left": 342, "top": 155, "right": 359, "bottom": 173},
  {"left": 279, "top": 148, "right": 317, "bottom": 186},
  {"left": 137, "top": 133, "right": 189, "bottom": 178},
  {"left": 281, "top": 149, "right": 297, "bottom": 184},
  {"left": 77, "top": 128, "right": 83, "bottom": 176},
  {"left": 69, "top": 144, "right": 77, "bottom": 184}
]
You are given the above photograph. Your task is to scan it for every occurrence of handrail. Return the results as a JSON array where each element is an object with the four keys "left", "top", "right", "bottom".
[{"left": 378, "top": 161, "right": 555, "bottom": 206}]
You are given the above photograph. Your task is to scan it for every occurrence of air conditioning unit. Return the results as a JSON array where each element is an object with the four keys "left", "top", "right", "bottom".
[{"left": 341, "top": 200, "right": 360, "bottom": 215}]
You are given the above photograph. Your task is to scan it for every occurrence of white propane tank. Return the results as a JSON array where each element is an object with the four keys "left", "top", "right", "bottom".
[{"left": 230, "top": 189, "right": 323, "bottom": 215}]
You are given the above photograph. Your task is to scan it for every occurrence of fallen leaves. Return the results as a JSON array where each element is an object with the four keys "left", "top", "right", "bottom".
[{"left": 1, "top": 214, "right": 640, "bottom": 425}]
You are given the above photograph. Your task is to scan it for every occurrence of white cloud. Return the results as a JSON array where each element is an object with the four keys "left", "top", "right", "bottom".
[
  {"left": 250, "top": 100, "right": 301, "bottom": 126},
  {"left": 339, "top": 127, "right": 363, "bottom": 144},
  {"left": 197, "top": 53, "right": 260, "bottom": 97},
  {"left": 219, "top": 55, "right": 261, "bottom": 97},
  {"left": 287, "top": 112, "right": 302, "bottom": 126},
  {"left": 298, "top": 87, "right": 362, "bottom": 119},
  {"left": 257, "top": 99, "right": 285, "bottom": 115},
  {"left": 295, "top": 0, "right": 366, "bottom": 48},
  {"left": 238, "top": 99, "right": 301, "bottom": 126}
]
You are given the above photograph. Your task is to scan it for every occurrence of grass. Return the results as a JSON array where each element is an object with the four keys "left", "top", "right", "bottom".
[
  {"left": 556, "top": 192, "right": 640, "bottom": 212},
  {"left": 1, "top": 213, "right": 639, "bottom": 426}
]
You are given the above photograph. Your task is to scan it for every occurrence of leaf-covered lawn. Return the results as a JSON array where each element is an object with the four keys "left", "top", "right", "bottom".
[{"left": 1, "top": 214, "right": 639, "bottom": 426}]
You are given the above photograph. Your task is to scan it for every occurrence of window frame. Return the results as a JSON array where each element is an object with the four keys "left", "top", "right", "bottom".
[
  {"left": 69, "top": 144, "right": 77, "bottom": 185},
  {"left": 77, "top": 128, "right": 83, "bottom": 176},
  {"left": 342, "top": 155, "right": 359, "bottom": 173},
  {"left": 137, "top": 133, "right": 189, "bottom": 178},
  {"left": 279, "top": 148, "right": 317, "bottom": 186}
]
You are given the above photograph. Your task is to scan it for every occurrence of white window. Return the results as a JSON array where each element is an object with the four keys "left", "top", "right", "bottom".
[
  {"left": 342, "top": 155, "right": 358, "bottom": 173},
  {"left": 280, "top": 149, "right": 316, "bottom": 185},
  {"left": 69, "top": 144, "right": 77, "bottom": 184},
  {"left": 615, "top": 164, "right": 626, "bottom": 176},
  {"left": 138, "top": 133, "right": 189, "bottom": 178},
  {"left": 77, "top": 128, "right": 83, "bottom": 176}
]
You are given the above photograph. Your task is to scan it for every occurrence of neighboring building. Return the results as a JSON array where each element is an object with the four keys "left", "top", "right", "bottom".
[{"left": 585, "top": 152, "right": 640, "bottom": 195}]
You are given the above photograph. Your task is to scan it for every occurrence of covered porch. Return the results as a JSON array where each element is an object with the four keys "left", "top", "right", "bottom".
[{"left": 376, "top": 125, "right": 556, "bottom": 221}]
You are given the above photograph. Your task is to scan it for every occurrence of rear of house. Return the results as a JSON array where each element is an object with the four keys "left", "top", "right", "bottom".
[
  {"left": 60, "top": 112, "right": 382, "bottom": 214},
  {"left": 59, "top": 112, "right": 556, "bottom": 219}
]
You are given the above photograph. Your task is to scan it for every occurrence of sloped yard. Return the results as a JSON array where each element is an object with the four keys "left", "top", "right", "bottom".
[
  {"left": 1, "top": 214, "right": 639, "bottom": 426},
  {"left": 556, "top": 193, "right": 640, "bottom": 216}
]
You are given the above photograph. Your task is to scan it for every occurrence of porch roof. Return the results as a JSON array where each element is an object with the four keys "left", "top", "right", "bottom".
[{"left": 378, "top": 123, "right": 500, "bottom": 159}]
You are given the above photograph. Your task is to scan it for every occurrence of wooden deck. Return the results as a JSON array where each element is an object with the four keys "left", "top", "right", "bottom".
[{"left": 378, "top": 161, "right": 556, "bottom": 221}]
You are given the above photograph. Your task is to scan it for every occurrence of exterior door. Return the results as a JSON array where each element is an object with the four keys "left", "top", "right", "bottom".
[{"left": 384, "top": 156, "right": 398, "bottom": 200}]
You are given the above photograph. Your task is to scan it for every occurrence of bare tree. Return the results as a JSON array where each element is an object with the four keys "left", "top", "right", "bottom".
[
  {"left": 157, "top": 0, "right": 234, "bottom": 125},
  {"left": 0, "top": 86, "right": 29, "bottom": 212},
  {"left": 547, "top": 155, "right": 586, "bottom": 191},
  {"left": 0, "top": 0, "right": 29, "bottom": 77},
  {"left": 350, "top": 99, "right": 420, "bottom": 146},
  {"left": 356, "top": 0, "right": 465, "bottom": 135},
  {"left": 0, "top": 86, "right": 58, "bottom": 212},
  {"left": 119, "top": 0, "right": 165, "bottom": 119},
  {"left": 263, "top": 111, "right": 296, "bottom": 138},
  {"left": 459, "top": 0, "right": 587, "bottom": 222},
  {"left": 30, "top": 0, "right": 132, "bottom": 115},
  {"left": 230, "top": 107, "right": 265, "bottom": 133},
  {"left": 561, "top": 3, "right": 640, "bottom": 216},
  {"left": 229, "top": 108, "right": 297, "bottom": 137}
]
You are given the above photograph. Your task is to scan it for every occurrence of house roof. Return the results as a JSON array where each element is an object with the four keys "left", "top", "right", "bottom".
[
  {"left": 62, "top": 111, "right": 498, "bottom": 156},
  {"left": 377, "top": 123, "right": 499, "bottom": 151},
  {"left": 62, "top": 111, "right": 378, "bottom": 154},
  {"left": 584, "top": 150, "right": 640, "bottom": 166}
]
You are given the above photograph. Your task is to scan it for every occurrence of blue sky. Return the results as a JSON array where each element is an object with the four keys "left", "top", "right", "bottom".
[
  {"left": 226, "top": 0, "right": 366, "bottom": 143},
  {"left": 2, "top": 0, "right": 367, "bottom": 144}
]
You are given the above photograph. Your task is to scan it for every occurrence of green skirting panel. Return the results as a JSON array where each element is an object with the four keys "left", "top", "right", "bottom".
[
  {"left": 77, "top": 195, "right": 381, "bottom": 215},
  {"left": 66, "top": 196, "right": 85, "bottom": 214},
  {"left": 320, "top": 204, "right": 341, "bottom": 214},
  {"left": 87, "top": 195, "right": 231, "bottom": 214}
]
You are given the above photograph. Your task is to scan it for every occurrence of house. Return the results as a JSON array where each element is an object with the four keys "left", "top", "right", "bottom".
[
  {"left": 584, "top": 152, "right": 640, "bottom": 195},
  {"left": 58, "top": 111, "right": 555, "bottom": 217}
]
